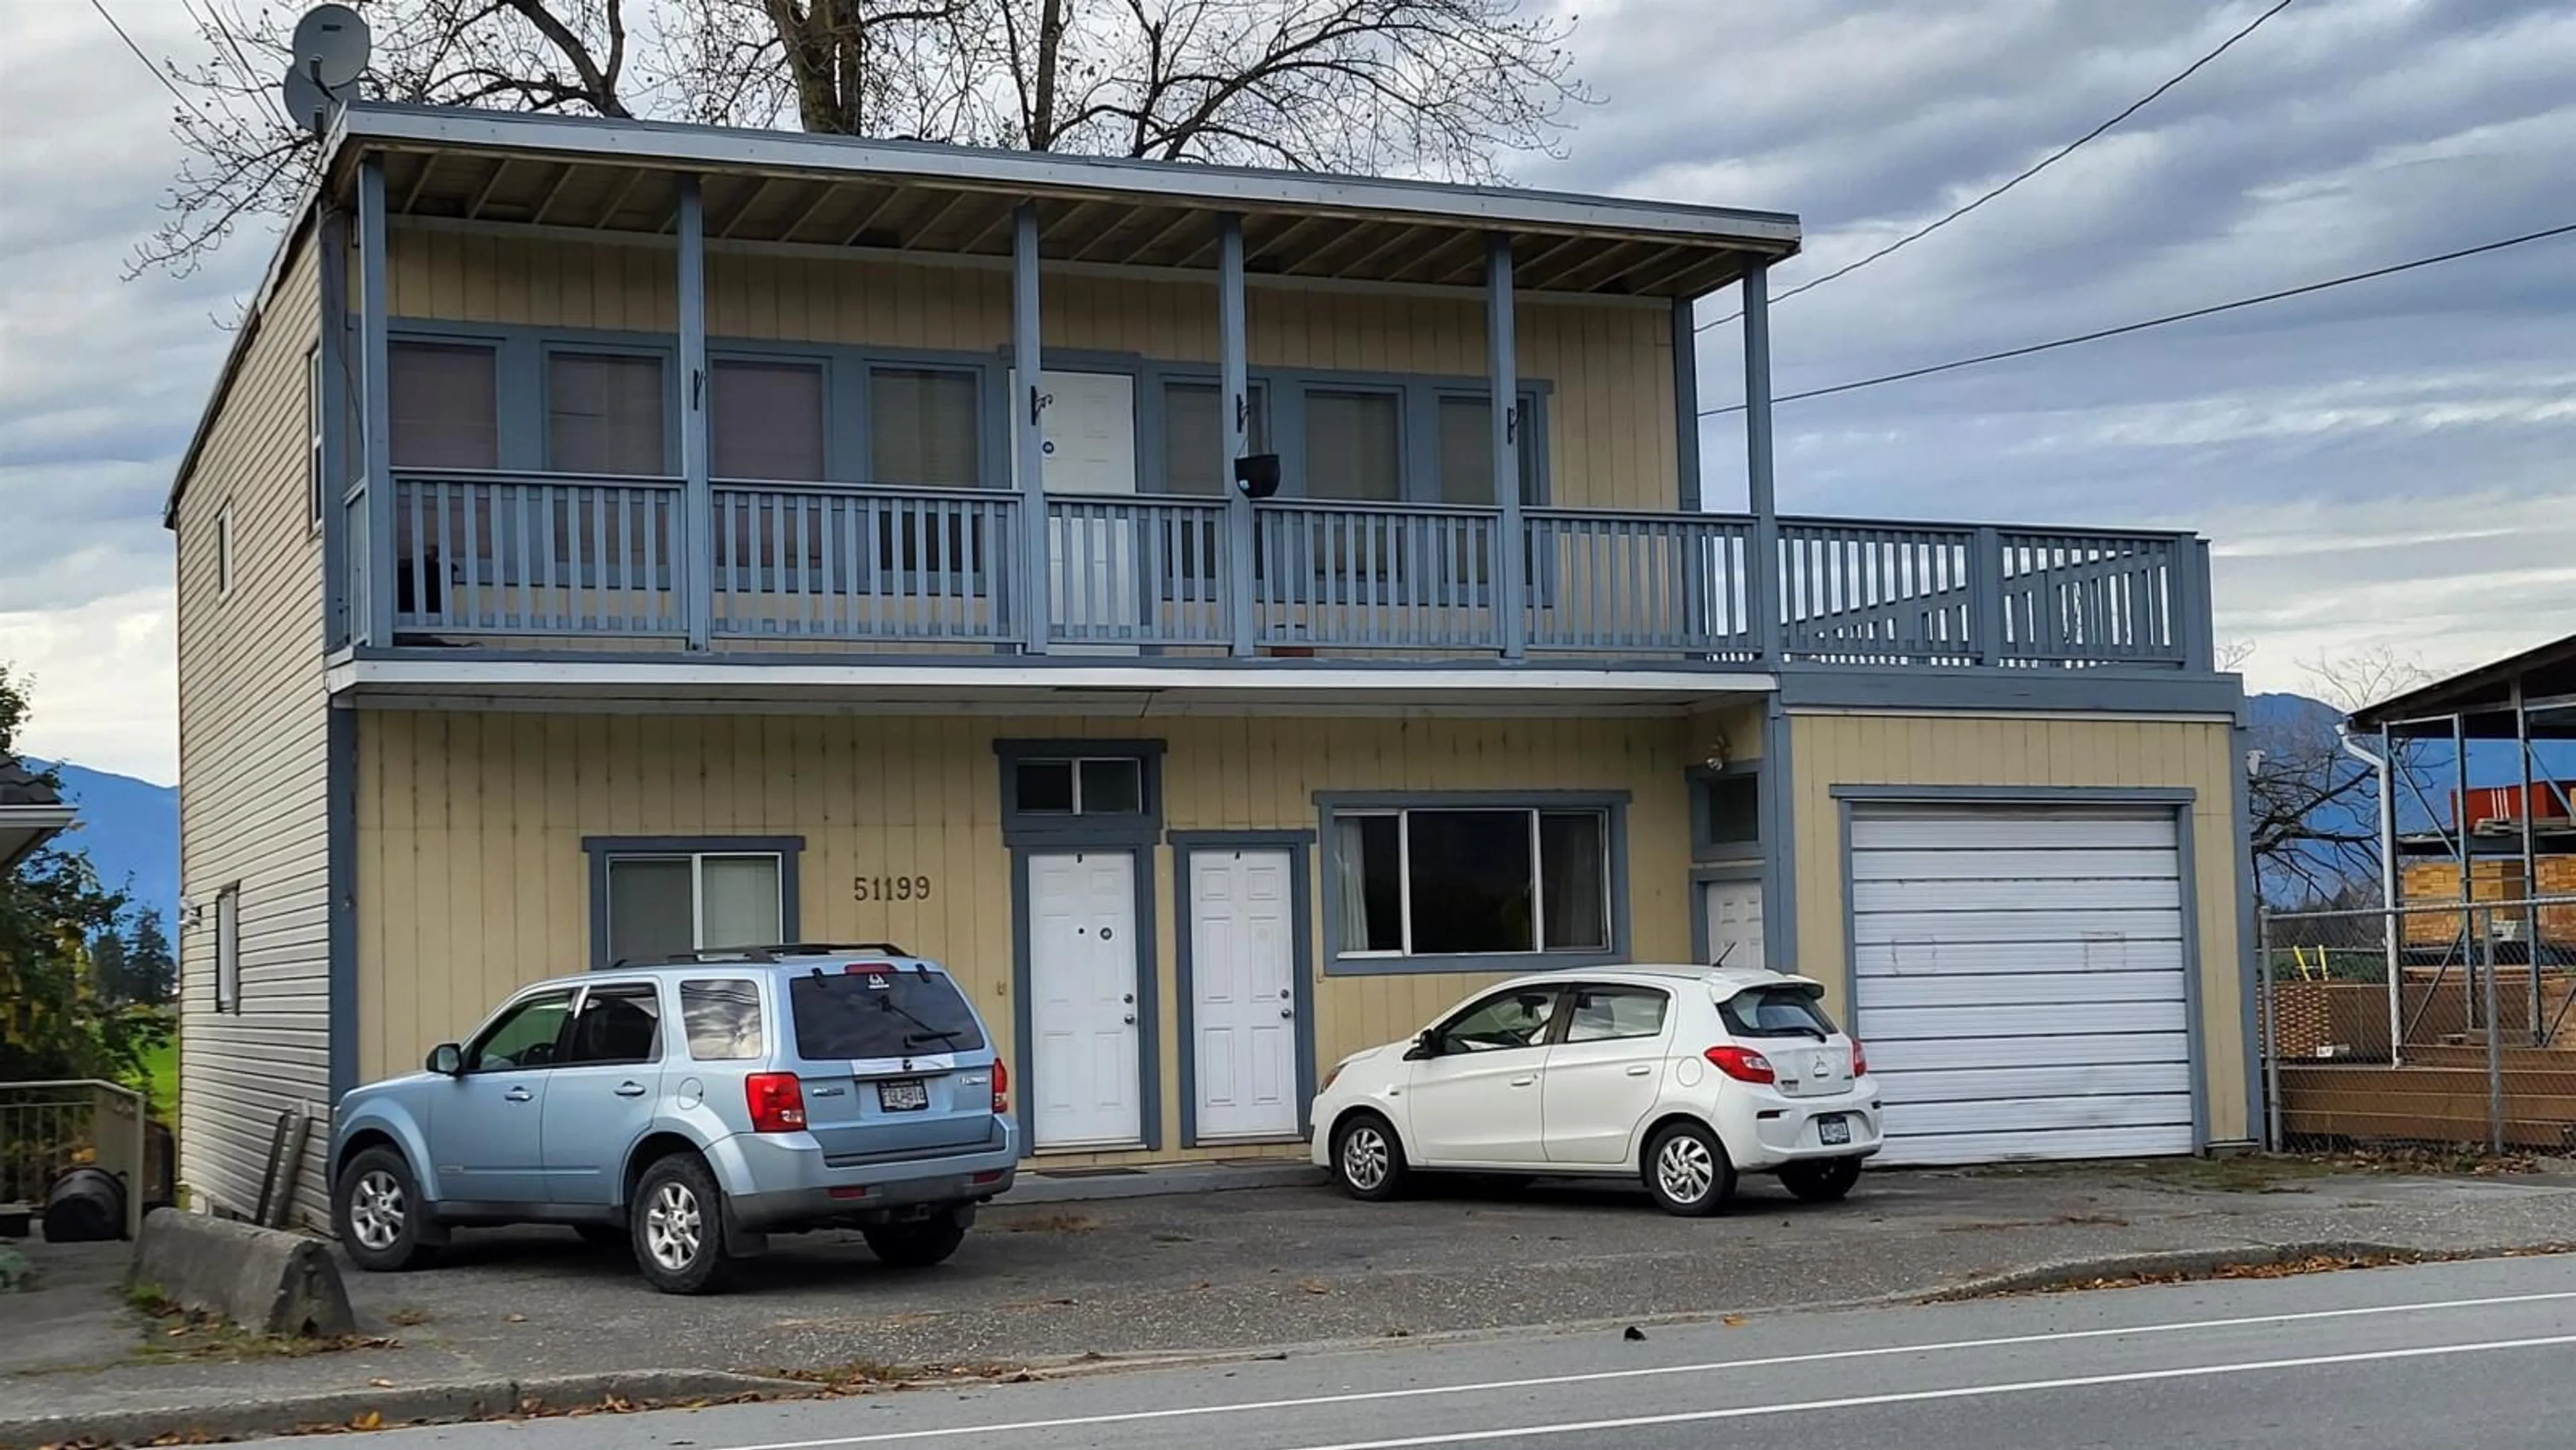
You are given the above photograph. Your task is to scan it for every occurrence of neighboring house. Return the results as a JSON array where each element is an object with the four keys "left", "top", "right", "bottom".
[
  {"left": 0, "top": 759, "right": 76, "bottom": 872},
  {"left": 163, "top": 105, "right": 2255, "bottom": 1225}
]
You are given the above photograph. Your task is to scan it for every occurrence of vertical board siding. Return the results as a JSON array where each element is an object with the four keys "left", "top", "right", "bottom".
[
  {"left": 390, "top": 231, "right": 1674, "bottom": 512},
  {"left": 173, "top": 233, "right": 335, "bottom": 1225},
  {"left": 355, "top": 710, "right": 1697, "bottom": 1167},
  {"left": 1782, "top": 713, "right": 2249, "bottom": 1143}
]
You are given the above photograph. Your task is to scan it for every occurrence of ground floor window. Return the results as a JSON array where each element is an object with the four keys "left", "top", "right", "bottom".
[
  {"left": 1324, "top": 798, "right": 1620, "bottom": 966},
  {"left": 585, "top": 836, "right": 804, "bottom": 968}
]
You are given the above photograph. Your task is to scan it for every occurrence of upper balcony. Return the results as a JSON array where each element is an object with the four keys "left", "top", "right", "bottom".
[{"left": 297, "top": 105, "right": 2214, "bottom": 705}]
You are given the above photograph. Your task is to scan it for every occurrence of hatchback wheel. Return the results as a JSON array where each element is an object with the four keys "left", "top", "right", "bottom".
[
  {"left": 1332, "top": 1112, "right": 1407, "bottom": 1202},
  {"left": 863, "top": 1207, "right": 970, "bottom": 1268},
  {"left": 334, "top": 1146, "right": 435, "bottom": 1272},
  {"left": 1643, "top": 1121, "right": 1734, "bottom": 1217},
  {"left": 1780, "top": 1156, "right": 1864, "bottom": 1203},
  {"left": 632, "top": 1153, "right": 731, "bottom": 1294}
]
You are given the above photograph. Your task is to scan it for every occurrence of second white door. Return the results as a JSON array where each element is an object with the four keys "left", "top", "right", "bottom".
[
  {"left": 1029, "top": 850, "right": 1142, "bottom": 1149},
  {"left": 1703, "top": 878, "right": 1766, "bottom": 972},
  {"left": 1189, "top": 849, "right": 1299, "bottom": 1141}
]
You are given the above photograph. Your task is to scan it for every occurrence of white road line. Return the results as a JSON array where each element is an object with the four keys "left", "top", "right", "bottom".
[
  {"left": 1275, "top": 1333, "right": 2576, "bottom": 1450},
  {"left": 696, "top": 1287, "right": 2576, "bottom": 1450}
]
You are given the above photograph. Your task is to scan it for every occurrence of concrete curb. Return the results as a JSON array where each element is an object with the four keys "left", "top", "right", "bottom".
[
  {"left": 996, "top": 1162, "right": 1326, "bottom": 1205},
  {"left": 1917, "top": 1239, "right": 2444, "bottom": 1302},
  {"left": 129, "top": 1207, "right": 355, "bottom": 1338},
  {"left": 0, "top": 1370, "right": 811, "bottom": 1449}
]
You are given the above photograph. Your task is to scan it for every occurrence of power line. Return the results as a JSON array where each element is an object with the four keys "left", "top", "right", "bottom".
[
  {"left": 1696, "top": 220, "right": 2576, "bottom": 417},
  {"left": 1697, "top": 0, "right": 2300, "bottom": 333},
  {"left": 88, "top": 0, "right": 217, "bottom": 127}
]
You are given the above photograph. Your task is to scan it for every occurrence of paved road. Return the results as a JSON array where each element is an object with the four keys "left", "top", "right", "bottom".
[{"left": 241, "top": 1252, "right": 2576, "bottom": 1450}]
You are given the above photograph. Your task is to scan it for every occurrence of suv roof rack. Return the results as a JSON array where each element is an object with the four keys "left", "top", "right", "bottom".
[{"left": 602, "top": 942, "right": 915, "bottom": 969}]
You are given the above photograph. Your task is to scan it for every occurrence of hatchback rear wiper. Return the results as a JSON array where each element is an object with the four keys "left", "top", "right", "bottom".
[{"left": 873, "top": 993, "right": 964, "bottom": 1047}]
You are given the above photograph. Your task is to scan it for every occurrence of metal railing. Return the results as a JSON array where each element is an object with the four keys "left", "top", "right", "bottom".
[
  {"left": 712, "top": 481, "right": 1021, "bottom": 643},
  {"left": 2260, "top": 896, "right": 2576, "bottom": 1156},
  {"left": 352, "top": 476, "right": 2209, "bottom": 669},
  {"left": 0, "top": 1080, "right": 148, "bottom": 1239}
]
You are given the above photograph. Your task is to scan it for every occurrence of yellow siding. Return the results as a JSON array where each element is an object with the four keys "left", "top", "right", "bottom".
[
  {"left": 385, "top": 231, "right": 1677, "bottom": 512},
  {"left": 356, "top": 710, "right": 1697, "bottom": 1166},
  {"left": 1782, "top": 712, "right": 2250, "bottom": 1143},
  {"left": 172, "top": 230, "right": 334, "bottom": 1225}
]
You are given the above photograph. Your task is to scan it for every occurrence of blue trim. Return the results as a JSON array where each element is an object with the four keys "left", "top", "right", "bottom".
[
  {"left": 578, "top": 835, "right": 806, "bottom": 970},
  {"left": 1827, "top": 784, "right": 2199, "bottom": 805},
  {"left": 1773, "top": 665, "right": 2244, "bottom": 716},
  {"left": 1168, "top": 830, "right": 1318, "bottom": 1147},
  {"left": 1313, "top": 789, "right": 1632, "bottom": 977},
  {"left": 1762, "top": 698, "right": 1799, "bottom": 973},
  {"left": 359, "top": 159, "right": 394, "bottom": 646},
  {"left": 326, "top": 706, "right": 358, "bottom": 1101},
  {"left": 2229, "top": 718, "right": 2263, "bottom": 1144},
  {"left": 2175, "top": 802, "right": 2212, "bottom": 1149},
  {"left": 317, "top": 205, "right": 351, "bottom": 650},
  {"left": 1009, "top": 842, "right": 1164, "bottom": 1154},
  {"left": 1836, "top": 798, "right": 1857, "bottom": 1023},
  {"left": 1671, "top": 297, "right": 1699, "bottom": 511}
]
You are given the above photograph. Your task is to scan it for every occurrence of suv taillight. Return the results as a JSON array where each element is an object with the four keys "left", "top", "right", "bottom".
[
  {"left": 990, "top": 1060, "right": 1010, "bottom": 1115},
  {"left": 1851, "top": 1038, "right": 1869, "bottom": 1077},
  {"left": 745, "top": 1072, "right": 807, "bottom": 1133},
  {"left": 1705, "top": 1045, "right": 1776, "bottom": 1084}
]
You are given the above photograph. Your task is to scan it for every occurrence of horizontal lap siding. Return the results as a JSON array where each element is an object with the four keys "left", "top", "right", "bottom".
[
  {"left": 1784, "top": 712, "right": 2249, "bottom": 1144},
  {"left": 174, "top": 235, "right": 333, "bottom": 1225},
  {"left": 387, "top": 233, "right": 1674, "bottom": 511},
  {"left": 356, "top": 712, "right": 1694, "bottom": 1167}
]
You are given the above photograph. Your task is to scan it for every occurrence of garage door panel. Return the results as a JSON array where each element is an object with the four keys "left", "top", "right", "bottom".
[
  {"left": 1872, "top": 1062, "right": 2194, "bottom": 1105},
  {"left": 1847, "top": 814, "right": 2178, "bottom": 852},
  {"left": 1852, "top": 848, "right": 2181, "bottom": 882},
  {"left": 1859, "top": 969, "right": 2188, "bottom": 1011},
  {"left": 1890, "top": 1093, "right": 2192, "bottom": 1136},
  {"left": 1867, "top": 1032, "right": 2190, "bottom": 1073},
  {"left": 1851, "top": 877, "right": 2183, "bottom": 913},
  {"left": 1854, "top": 908, "right": 2183, "bottom": 946},
  {"left": 1861, "top": 1001, "right": 2187, "bottom": 1041},
  {"left": 1882, "top": 1124, "right": 2199, "bottom": 1166},
  {"left": 1853, "top": 940, "right": 2189, "bottom": 975}
]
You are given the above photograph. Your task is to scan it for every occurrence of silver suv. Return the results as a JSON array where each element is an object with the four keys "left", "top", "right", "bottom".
[{"left": 327, "top": 944, "right": 1017, "bottom": 1294}]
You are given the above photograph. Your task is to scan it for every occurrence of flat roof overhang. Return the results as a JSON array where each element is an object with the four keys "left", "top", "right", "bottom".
[
  {"left": 325, "top": 653, "right": 1776, "bottom": 716},
  {"left": 2349, "top": 632, "right": 2576, "bottom": 740},
  {"left": 325, "top": 103, "right": 1800, "bottom": 299}
]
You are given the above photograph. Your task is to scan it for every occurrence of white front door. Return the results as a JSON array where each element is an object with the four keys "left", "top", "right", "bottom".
[
  {"left": 1703, "top": 878, "right": 1766, "bottom": 971},
  {"left": 1189, "top": 848, "right": 1299, "bottom": 1141},
  {"left": 1028, "top": 850, "right": 1143, "bottom": 1149},
  {"left": 1014, "top": 369, "right": 1140, "bottom": 652}
]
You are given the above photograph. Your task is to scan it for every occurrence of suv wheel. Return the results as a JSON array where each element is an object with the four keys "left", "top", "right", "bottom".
[
  {"left": 334, "top": 1146, "right": 436, "bottom": 1272},
  {"left": 1644, "top": 1121, "right": 1735, "bottom": 1217},
  {"left": 1332, "top": 1112, "right": 1407, "bottom": 1202},
  {"left": 1780, "top": 1156, "right": 1864, "bottom": 1203},
  {"left": 632, "top": 1153, "right": 731, "bottom": 1294},
  {"left": 863, "top": 1207, "right": 970, "bottom": 1268}
]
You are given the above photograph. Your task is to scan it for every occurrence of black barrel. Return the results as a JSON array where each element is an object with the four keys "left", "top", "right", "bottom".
[{"left": 42, "top": 1166, "right": 127, "bottom": 1242}]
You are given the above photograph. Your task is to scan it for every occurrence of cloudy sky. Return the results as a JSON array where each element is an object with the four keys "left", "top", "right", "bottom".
[{"left": 3, "top": 0, "right": 2569, "bottom": 783}]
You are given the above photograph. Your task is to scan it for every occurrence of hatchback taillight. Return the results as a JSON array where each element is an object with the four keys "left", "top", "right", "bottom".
[
  {"left": 1851, "top": 1038, "right": 1869, "bottom": 1078},
  {"left": 990, "top": 1059, "right": 1010, "bottom": 1115},
  {"left": 1704, "top": 1046, "right": 1776, "bottom": 1084},
  {"left": 745, "top": 1072, "right": 807, "bottom": 1133}
]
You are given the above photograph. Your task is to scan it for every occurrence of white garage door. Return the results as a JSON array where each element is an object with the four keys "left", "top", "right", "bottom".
[{"left": 1849, "top": 803, "right": 2194, "bottom": 1166}]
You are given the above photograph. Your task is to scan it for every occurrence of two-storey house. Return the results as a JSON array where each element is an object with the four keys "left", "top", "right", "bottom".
[{"left": 166, "top": 105, "right": 2257, "bottom": 1225}]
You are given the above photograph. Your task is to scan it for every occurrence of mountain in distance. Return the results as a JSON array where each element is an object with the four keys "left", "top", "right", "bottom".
[{"left": 28, "top": 757, "right": 178, "bottom": 937}]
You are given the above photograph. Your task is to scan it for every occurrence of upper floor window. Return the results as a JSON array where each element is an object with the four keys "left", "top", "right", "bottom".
[
  {"left": 389, "top": 341, "right": 499, "bottom": 469},
  {"left": 1155, "top": 381, "right": 1270, "bottom": 495},
  {"left": 1304, "top": 388, "right": 1402, "bottom": 502},
  {"left": 548, "top": 350, "right": 667, "bottom": 475},
  {"left": 871, "top": 367, "right": 981, "bottom": 487},
  {"left": 1435, "top": 393, "right": 1540, "bottom": 506},
  {"left": 712, "top": 358, "right": 826, "bottom": 481}
]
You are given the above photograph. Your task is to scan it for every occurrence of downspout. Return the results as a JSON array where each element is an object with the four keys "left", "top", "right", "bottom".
[{"left": 2339, "top": 725, "right": 2402, "bottom": 1064}]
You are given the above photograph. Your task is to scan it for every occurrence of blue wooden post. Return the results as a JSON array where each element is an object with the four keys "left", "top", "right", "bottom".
[
  {"left": 358, "top": 156, "right": 394, "bottom": 648},
  {"left": 1672, "top": 296, "right": 1710, "bottom": 647},
  {"left": 1220, "top": 215, "right": 1255, "bottom": 657},
  {"left": 677, "top": 176, "right": 712, "bottom": 649},
  {"left": 1488, "top": 235, "right": 1525, "bottom": 659},
  {"left": 1972, "top": 524, "right": 2004, "bottom": 666},
  {"left": 1013, "top": 203, "right": 1052, "bottom": 653},
  {"left": 1741, "top": 262, "right": 1780, "bottom": 663},
  {"left": 318, "top": 204, "right": 350, "bottom": 650}
]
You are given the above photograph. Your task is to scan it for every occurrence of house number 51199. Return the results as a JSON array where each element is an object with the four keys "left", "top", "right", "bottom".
[{"left": 851, "top": 875, "right": 932, "bottom": 902}]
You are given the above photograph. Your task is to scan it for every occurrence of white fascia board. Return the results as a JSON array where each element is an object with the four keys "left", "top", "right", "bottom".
[{"left": 329, "top": 104, "right": 1801, "bottom": 252}]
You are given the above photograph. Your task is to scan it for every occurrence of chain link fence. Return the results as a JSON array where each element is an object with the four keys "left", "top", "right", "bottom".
[{"left": 2260, "top": 895, "right": 2576, "bottom": 1158}]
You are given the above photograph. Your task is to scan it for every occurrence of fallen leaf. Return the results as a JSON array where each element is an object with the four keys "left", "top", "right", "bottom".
[
  {"left": 1721, "top": 1314, "right": 1747, "bottom": 1328},
  {"left": 350, "top": 1410, "right": 382, "bottom": 1430},
  {"left": 506, "top": 1313, "right": 527, "bottom": 1323},
  {"left": 369, "top": 1378, "right": 394, "bottom": 1388}
]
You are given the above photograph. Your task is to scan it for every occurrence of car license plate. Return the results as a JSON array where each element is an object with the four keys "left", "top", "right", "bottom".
[
  {"left": 1817, "top": 1115, "right": 1851, "bottom": 1146},
  {"left": 877, "top": 1078, "right": 928, "bottom": 1112}
]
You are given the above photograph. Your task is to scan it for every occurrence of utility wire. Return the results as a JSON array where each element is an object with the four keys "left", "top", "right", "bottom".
[
  {"left": 88, "top": 0, "right": 217, "bottom": 127},
  {"left": 1697, "top": 0, "right": 2300, "bottom": 333},
  {"left": 1696, "top": 221, "right": 2576, "bottom": 417}
]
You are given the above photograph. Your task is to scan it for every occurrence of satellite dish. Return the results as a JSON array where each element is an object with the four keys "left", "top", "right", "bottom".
[
  {"left": 290, "top": 4, "right": 370, "bottom": 90},
  {"left": 282, "top": 66, "right": 357, "bottom": 136}
]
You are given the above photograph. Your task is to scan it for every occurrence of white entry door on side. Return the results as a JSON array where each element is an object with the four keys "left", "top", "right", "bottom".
[
  {"left": 1028, "top": 848, "right": 1144, "bottom": 1150},
  {"left": 1012, "top": 368, "right": 1140, "bottom": 653},
  {"left": 1189, "top": 848, "right": 1300, "bottom": 1141},
  {"left": 1703, "top": 877, "right": 1766, "bottom": 972}
]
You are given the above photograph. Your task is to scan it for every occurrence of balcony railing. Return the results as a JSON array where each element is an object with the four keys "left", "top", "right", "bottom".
[{"left": 354, "top": 470, "right": 2210, "bottom": 670}]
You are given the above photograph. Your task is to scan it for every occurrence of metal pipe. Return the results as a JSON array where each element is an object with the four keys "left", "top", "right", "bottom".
[
  {"left": 2481, "top": 903, "right": 2504, "bottom": 1155},
  {"left": 2515, "top": 679, "right": 2541, "bottom": 1043},
  {"left": 2260, "top": 907, "right": 2282, "bottom": 1152},
  {"left": 2455, "top": 712, "right": 2474, "bottom": 1031},
  {"left": 2342, "top": 726, "right": 2402, "bottom": 1064}
]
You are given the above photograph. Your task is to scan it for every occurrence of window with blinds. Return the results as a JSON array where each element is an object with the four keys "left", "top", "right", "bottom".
[
  {"left": 712, "top": 359, "right": 826, "bottom": 481},
  {"left": 870, "top": 367, "right": 981, "bottom": 487},
  {"left": 1303, "top": 389, "right": 1401, "bottom": 502},
  {"left": 388, "top": 341, "right": 499, "bottom": 469},
  {"left": 547, "top": 351, "right": 667, "bottom": 475},
  {"left": 1155, "top": 382, "right": 1269, "bottom": 495}
]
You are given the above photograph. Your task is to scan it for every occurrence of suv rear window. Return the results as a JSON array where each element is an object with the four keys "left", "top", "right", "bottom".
[
  {"left": 788, "top": 967, "right": 987, "bottom": 1060},
  {"left": 1719, "top": 984, "right": 1837, "bottom": 1040}
]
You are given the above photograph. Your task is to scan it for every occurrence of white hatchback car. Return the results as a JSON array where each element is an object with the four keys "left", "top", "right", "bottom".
[{"left": 1309, "top": 966, "right": 1881, "bottom": 1214}]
